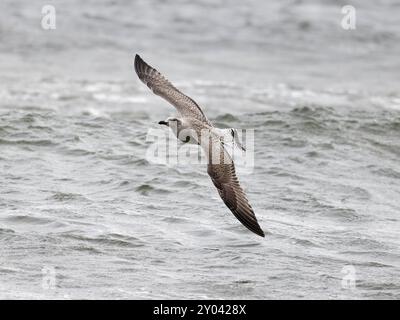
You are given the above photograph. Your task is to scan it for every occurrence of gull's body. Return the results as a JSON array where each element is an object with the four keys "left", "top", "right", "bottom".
[{"left": 134, "top": 54, "right": 264, "bottom": 237}]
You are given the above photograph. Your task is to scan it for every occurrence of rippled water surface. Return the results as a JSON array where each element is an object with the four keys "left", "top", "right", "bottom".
[{"left": 1, "top": 0, "right": 400, "bottom": 299}]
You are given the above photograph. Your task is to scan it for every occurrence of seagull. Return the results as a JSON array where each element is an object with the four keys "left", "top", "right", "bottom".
[{"left": 134, "top": 54, "right": 264, "bottom": 237}]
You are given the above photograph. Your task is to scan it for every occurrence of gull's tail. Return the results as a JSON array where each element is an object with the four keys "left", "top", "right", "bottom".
[{"left": 216, "top": 128, "right": 246, "bottom": 152}]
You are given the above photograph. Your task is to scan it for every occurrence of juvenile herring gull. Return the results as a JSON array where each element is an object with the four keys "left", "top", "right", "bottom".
[{"left": 134, "top": 54, "right": 264, "bottom": 237}]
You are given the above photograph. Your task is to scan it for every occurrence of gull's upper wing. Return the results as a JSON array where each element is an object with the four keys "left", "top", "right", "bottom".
[
  {"left": 207, "top": 152, "right": 265, "bottom": 237},
  {"left": 134, "top": 54, "right": 210, "bottom": 124}
]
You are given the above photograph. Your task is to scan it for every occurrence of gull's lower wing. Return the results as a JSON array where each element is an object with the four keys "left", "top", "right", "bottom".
[
  {"left": 134, "top": 54, "right": 210, "bottom": 124},
  {"left": 207, "top": 161, "right": 265, "bottom": 237}
]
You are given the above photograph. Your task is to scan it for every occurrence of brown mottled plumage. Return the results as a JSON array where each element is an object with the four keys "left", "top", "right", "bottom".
[
  {"left": 134, "top": 54, "right": 210, "bottom": 125},
  {"left": 134, "top": 54, "right": 264, "bottom": 237}
]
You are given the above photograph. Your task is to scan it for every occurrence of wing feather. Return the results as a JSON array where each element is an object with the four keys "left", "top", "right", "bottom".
[
  {"left": 134, "top": 54, "right": 210, "bottom": 124},
  {"left": 208, "top": 160, "right": 265, "bottom": 237}
]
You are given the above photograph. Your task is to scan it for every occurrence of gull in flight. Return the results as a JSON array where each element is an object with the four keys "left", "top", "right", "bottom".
[{"left": 134, "top": 54, "right": 264, "bottom": 237}]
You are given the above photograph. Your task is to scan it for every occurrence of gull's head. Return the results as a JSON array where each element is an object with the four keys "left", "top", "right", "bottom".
[
  {"left": 158, "top": 117, "right": 183, "bottom": 138},
  {"left": 158, "top": 117, "right": 180, "bottom": 127},
  {"left": 158, "top": 117, "right": 196, "bottom": 144}
]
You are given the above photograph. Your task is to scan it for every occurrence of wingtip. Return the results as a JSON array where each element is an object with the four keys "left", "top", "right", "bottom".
[
  {"left": 255, "top": 228, "right": 265, "bottom": 238},
  {"left": 134, "top": 54, "right": 151, "bottom": 76},
  {"left": 134, "top": 54, "right": 143, "bottom": 75}
]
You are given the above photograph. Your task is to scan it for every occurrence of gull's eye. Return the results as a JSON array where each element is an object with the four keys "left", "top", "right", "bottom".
[{"left": 184, "top": 136, "right": 190, "bottom": 143}]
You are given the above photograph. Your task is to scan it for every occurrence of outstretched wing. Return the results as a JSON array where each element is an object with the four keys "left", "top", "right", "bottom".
[
  {"left": 134, "top": 54, "right": 210, "bottom": 124},
  {"left": 207, "top": 160, "right": 265, "bottom": 237}
]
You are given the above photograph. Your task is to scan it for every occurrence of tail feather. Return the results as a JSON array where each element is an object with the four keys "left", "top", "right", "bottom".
[{"left": 216, "top": 128, "right": 246, "bottom": 152}]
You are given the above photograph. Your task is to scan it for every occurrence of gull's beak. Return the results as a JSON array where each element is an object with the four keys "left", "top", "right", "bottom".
[{"left": 158, "top": 120, "right": 168, "bottom": 126}]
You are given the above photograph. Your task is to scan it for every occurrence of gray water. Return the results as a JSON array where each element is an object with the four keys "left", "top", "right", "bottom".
[{"left": 1, "top": 0, "right": 400, "bottom": 299}]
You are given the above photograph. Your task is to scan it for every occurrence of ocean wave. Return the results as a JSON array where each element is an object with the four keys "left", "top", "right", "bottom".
[
  {"left": 48, "top": 192, "right": 89, "bottom": 202},
  {"left": 0, "top": 138, "right": 56, "bottom": 146},
  {"left": 5, "top": 215, "right": 54, "bottom": 225},
  {"left": 135, "top": 184, "right": 172, "bottom": 196},
  {"left": 61, "top": 233, "right": 146, "bottom": 249}
]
